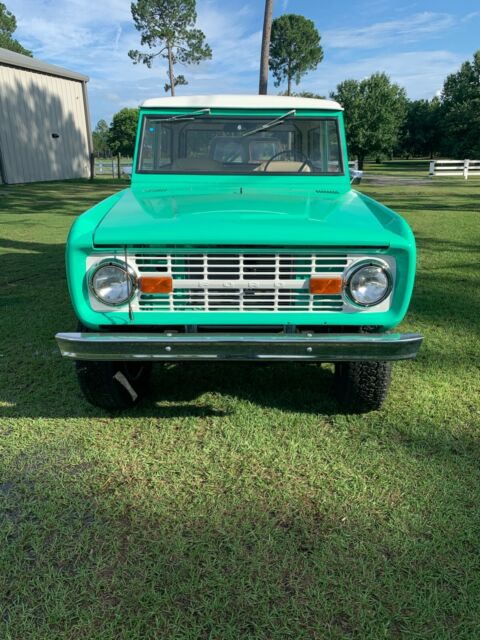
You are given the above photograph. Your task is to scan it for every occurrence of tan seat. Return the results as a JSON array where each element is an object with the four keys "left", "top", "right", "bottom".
[{"left": 254, "top": 160, "right": 311, "bottom": 173}]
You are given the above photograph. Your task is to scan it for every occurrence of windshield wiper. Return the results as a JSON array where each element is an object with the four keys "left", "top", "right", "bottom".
[
  {"left": 162, "top": 108, "right": 211, "bottom": 123},
  {"left": 242, "top": 109, "right": 296, "bottom": 137}
]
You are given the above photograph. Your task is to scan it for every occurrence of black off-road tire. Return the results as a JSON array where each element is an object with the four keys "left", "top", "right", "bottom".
[
  {"left": 74, "top": 322, "right": 151, "bottom": 410},
  {"left": 334, "top": 361, "right": 392, "bottom": 412},
  {"left": 75, "top": 360, "right": 152, "bottom": 410}
]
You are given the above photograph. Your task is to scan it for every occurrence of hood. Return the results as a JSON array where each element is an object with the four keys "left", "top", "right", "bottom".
[{"left": 92, "top": 185, "right": 400, "bottom": 248}]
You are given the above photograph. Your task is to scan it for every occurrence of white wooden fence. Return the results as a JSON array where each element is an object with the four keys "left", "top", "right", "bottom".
[
  {"left": 95, "top": 158, "right": 132, "bottom": 178},
  {"left": 429, "top": 159, "right": 480, "bottom": 179}
]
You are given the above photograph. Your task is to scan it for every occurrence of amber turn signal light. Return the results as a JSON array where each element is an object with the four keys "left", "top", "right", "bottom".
[
  {"left": 309, "top": 277, "right": 343, "bottom": 295},
  {"left": 140, "top": 276, "right": 173, "bottom": 294}
]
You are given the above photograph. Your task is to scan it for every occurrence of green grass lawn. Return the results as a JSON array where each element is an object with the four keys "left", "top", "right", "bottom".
[
  {"left": 362, "top": 159, "right": 430, "bottom": 176},
  {"left": 1, "top": 176, "right": 479, "bottom": 639}
]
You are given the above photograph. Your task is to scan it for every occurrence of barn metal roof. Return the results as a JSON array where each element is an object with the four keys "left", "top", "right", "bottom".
[
  {"left": 141, "top": 94, "right": 343, "bottom": 111},
  {"left": 0, "top": 47, "right": 89, "bottom": 82}
]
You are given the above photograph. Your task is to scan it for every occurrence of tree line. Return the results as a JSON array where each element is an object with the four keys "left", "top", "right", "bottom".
[
  {"left": 2, "top": 1, "right": 479, "bottom": 164},
  {"left": 105, "top": 0, "right": 480, "bottom": 165},
  {"left": 96, "top": 49, "right": 480, "bottom": 166},
  {"left": 333, "top": 50, "right": 480, "bottom": 168}
]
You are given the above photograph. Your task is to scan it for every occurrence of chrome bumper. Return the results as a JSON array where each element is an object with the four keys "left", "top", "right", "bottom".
[{"left": 55, "top": 332, "right": 423, "bottom": 362}]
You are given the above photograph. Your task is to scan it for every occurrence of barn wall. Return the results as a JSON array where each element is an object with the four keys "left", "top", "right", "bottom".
[{"left": 0, "top": 65, "right": 90, "bottom": 184}]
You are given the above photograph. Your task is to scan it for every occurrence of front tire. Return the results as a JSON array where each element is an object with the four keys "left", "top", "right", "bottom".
[
  {"left": 334, "top": 361, "right": 392, "bottom": 412},
  {"left": 76, "top": 360, "right": 152, "bottom": 410}
]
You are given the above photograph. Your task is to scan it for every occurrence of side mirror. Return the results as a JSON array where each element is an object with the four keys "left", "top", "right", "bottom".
[
  {"left": 122, "top": 166, "right": 132, "bottom": 180},
  {"left": 350, "top": 169, "right": 363, "bottom": 184}
]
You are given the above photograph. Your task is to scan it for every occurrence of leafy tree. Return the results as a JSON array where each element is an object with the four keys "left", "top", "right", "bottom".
[
  {"left": 108, "top": 108, "right": 139, "bottom": 157},
  {"left": 0, "top": 2, "right": 32, "bottom": 56},
  {"left": 399, "top": 98, "right": 442, "bottom": 159},
  {"left": 259, "top": 0, "right": 274, "bottom": 95},
  {"left": 269, "top": 14, "right": 323, "bottom": 96},
  {"left": 440, "top": 50, "right": 480, "bottom": 159},
  {"left": 279, "top": 90, "right": 325, "bottom": 99},
  {"left": 92, "top": 119, "right": 111, "bottom": 157},
  {"left": 129, "top": 0, "right": 212, "bottom": 96},
  {"left": 331, "top": 73, "right": 407, "bottom": 169}
]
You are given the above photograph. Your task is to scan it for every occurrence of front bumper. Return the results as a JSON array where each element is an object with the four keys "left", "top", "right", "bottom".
[{"left": 55, "top": 331, "right": 423, "bottom": 362}]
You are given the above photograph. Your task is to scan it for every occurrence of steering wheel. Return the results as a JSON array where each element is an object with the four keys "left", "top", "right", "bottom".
[{"left": 263, "top": 149, "right": 313, "bottom": 172}]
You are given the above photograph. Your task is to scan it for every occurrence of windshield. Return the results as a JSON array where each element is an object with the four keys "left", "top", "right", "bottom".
[{"left": 137, "top": 115, "right": 344, "bottom": 175}]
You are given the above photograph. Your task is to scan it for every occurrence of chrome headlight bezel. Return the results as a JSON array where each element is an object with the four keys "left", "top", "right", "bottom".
[
  {"left": 88, "top": 259, "right": 137, "bottom": 307},
  {"left": 345, "top": 259, "right": 393, "bottom": 308}
]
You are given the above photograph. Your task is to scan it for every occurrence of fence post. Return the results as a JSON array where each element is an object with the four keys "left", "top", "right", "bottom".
[
  {"left": 428, "top": 160, "right": 435, "bottom": 176},
  {"left": 463, "top": 159, "right": 469, "bottom": 180}
]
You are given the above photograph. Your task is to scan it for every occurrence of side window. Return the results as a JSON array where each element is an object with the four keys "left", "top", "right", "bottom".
[
  {"left": 307, "top": 120, "right": 342, "bottom": 174},
  {"left": 140, "top": 123, "right": 155, "bottom": 171},
  {"left": 154, "top": 125, "right": 171, "bottom": 167},
  {"left": 327, "top": 122, "right": 341, "bottom": 172},
  {"left": 139, "top": 120, "right": 172, "bottom": 170}
]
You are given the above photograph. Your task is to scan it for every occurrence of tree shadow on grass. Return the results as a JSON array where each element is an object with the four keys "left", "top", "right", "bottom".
[
  {"left": 0, "top": 357, "right": 343, "bottom": 420},
  {"left": 380, "top": 199, "right": 478, "bottom": 214},
  {"left": 0, "top": 179, "right": 125, "bottom": 217},
  {"left": 360, "top": 185, "right": 480, "bottom": 215},
  {"left": 415, "top": 234, "right": 480, "bottom": 254}
]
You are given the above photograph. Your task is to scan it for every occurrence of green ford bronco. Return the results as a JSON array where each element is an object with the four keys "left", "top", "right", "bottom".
[{"left": 56, "top": 95, "right": 423, "bottom": 412}]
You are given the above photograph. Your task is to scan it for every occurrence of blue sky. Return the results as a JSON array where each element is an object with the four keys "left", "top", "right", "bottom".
[{"left": 8, "top": 0, "right": 480, "bottom": 125}]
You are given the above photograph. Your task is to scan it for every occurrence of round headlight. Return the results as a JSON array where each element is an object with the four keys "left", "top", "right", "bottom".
[
  {"left": 347, "top": 262, "right": 392, "bottom": 307},
  {"left": 90, "top": 261, "right": 136, "bottom": 306}
]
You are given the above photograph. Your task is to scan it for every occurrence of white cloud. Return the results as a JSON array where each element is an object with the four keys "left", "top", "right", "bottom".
[
  {"left": 196, "top": 1, "right": 261, "bottom": 73},
  {"left": 324, "top": 12, "right": 456, "bottom": 49},
  {"left": 301, "top": 50, "right": 462, "bottom": 101},
  {"left": 9, "top": 0, "right": 262, "bottom": 122},
  {"left": 462, "top": 11, "right": 480, "bottom": 22},
  {"left": 5, "top": 1, "right": 470, "bottom": 124}
]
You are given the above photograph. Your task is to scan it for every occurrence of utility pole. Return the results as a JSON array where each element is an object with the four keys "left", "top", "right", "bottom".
[{"left": 259, "top": 0, "right": 274, "bottom": 94}]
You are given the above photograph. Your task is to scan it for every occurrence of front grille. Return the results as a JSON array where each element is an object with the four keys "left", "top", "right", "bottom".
[{"left": 131, "top": 252, "right": 348, "bottom": 313}]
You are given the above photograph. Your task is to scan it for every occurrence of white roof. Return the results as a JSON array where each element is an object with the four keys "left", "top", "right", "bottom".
[{"left": 141, "top": 94, "right": 342, "bottom": 111}]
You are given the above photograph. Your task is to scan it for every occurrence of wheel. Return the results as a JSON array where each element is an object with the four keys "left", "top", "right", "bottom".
[
  {"left": 74, "top": 322, "right": 151, "bottom": 410},
  {"left": 334, "top": 361, "right": 392, "bottom": 412},
  {"left": 76, "top": 360, "right": 152, "bottom": 410}
]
